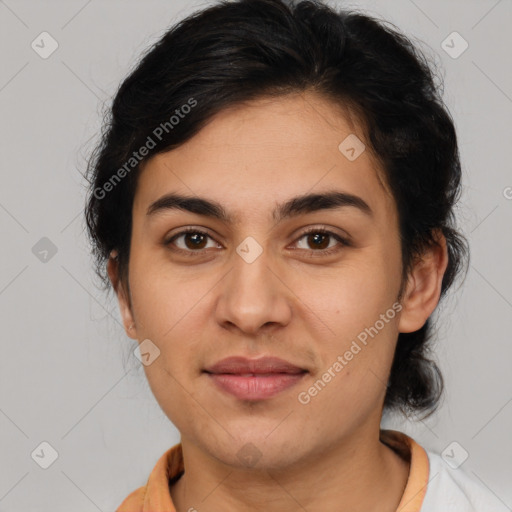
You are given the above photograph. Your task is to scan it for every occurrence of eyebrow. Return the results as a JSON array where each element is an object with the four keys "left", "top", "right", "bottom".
[{"left": 146, "top": 191, "right": 373, "bottom": 223}]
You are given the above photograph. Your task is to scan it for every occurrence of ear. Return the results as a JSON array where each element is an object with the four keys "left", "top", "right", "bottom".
[
  {"left": 397, "top": 230, "right": 449, "bottom": 333},
  {"left": 107, "top": 251, "right": 138, "bottom": 340}
]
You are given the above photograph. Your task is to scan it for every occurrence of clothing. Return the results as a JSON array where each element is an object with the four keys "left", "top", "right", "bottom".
[{"left": 116, "top": 429, "right": 509, "bottom": 511}]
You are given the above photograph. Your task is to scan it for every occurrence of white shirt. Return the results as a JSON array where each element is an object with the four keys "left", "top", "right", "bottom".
[{"left": 420, "top": 450, "right": 510, "bottom": 511}]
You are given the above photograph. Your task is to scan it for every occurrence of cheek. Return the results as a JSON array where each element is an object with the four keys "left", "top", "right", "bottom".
[
  {"left": 297, "top": 254, "right": 401, "bottom": 393},
  {"left": 129, "top": 250, "right": 208, "bottom": 336},
  {"left": 299, "top": 255, "right": 400, "bottom": 339},
  {"left": 128, "top": 265, "right": 208, "bottom": 428},
  {"left": 296, "top": 299, "right": 400, "bottom": 425},
  {"left": 126, "top": 255, "right": 204, "bottom": 377}
]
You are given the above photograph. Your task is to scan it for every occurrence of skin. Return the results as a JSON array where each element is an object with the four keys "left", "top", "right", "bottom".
[{"left": 108, "top": 91, "right": 448, "bottom": 512}]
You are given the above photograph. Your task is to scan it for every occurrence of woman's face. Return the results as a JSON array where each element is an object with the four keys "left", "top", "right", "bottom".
[{"left": 114, "top": 92, "right": 422, "bottom": 469}]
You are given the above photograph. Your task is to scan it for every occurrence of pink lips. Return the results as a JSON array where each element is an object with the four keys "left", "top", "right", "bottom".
[{"left": 204, "top": 356, "right": 307, "bottom": 400}]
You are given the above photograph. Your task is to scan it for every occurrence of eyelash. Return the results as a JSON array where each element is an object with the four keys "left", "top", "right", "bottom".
[{"left": 164, "top": 226, "right": 350, "bottom": 258}]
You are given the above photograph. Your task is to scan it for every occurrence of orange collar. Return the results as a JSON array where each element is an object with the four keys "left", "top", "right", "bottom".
[
  {"left": 380, "top": 429, "right": 430, "bottom": 511},
  {"left": 117, "top": 429, "right": 429, "bottom": 512}
]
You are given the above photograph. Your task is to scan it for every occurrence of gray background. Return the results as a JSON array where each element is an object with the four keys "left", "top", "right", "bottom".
[{"left": 0, "top": 0, "right": 511, "bottom": 510}]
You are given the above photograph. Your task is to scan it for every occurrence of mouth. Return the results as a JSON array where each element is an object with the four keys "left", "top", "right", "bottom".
[{"left": 203, "top": 356, "right": 308, "bottom": 400}]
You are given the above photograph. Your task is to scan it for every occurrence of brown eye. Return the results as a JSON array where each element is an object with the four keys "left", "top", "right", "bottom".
[
  {"left": 293, "top": 228, "right": 350, "bottom": 256},
  {"left": 164, "top": 226, "right": 349, "bottom": 258},
  {"left": 305, "top": 232, "right": 330, "bottom": 250},
  {"left": 181, "top": 232, "right": 208, "bottom": 250},
  {"left": 165, "top": 229, "right": 220, "bottom": 254}
]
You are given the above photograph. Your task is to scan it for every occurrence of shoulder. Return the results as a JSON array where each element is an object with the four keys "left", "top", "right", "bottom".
[
  {"left": 421, "top": 450, "right": 509, "bottom": 512},
  {"left": 116, "top": 485, "right": 146, "bottom": 512}
]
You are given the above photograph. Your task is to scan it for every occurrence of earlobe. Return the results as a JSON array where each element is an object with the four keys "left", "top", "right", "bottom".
[
  {"left": 107, "top": 251, "right": 138, "bottom": 340},
  {"left": 107, "top": 250, "right": 120, "bottom": 292},
  {"left": 397, "top": 231, "right": 449, "bottom": 334}
]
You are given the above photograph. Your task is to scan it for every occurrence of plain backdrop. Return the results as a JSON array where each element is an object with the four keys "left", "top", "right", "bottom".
[{"left": 0, "top": 0, "right": 511, "bottom": 510}]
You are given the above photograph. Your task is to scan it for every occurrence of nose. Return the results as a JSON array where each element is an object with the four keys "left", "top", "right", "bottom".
[{"left": 214, "top": 247, "right": 292, "bottom": 335}]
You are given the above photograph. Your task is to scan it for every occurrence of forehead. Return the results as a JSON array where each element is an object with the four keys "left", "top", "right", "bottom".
[{"left": 134, "top": 92, "right": 395, "bottom": 223}]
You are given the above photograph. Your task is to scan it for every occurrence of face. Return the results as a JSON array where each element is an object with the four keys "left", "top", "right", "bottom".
[{"left": 111, "top": 91, "right": 435, "bottom": 470}]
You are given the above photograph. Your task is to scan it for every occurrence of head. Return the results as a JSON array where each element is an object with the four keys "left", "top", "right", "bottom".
[{"left": 84, "top": 0, "right": 468, "bottom": 467}]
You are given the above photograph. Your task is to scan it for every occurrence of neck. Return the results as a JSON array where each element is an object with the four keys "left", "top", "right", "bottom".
[{"left": 170, "top": 428, "right": 410, "bottom": 512}]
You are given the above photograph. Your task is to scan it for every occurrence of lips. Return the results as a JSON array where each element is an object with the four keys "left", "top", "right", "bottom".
[
  {"left": 203, "top": 356, "right": 308, "bottom": 400},
  {"left": 203, "top": 356, "right": 307, "bottom": 375}
]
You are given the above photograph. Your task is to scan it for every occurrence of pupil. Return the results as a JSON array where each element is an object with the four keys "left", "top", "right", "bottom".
[
  {"left": 186, "top": 233, "right": 205, "bottom": 249},
  {"left": 310, "top": 233, "right": 328, "bottom": 249}
]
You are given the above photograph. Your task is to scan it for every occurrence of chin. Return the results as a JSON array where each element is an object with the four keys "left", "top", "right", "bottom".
[{"left": 208, "top": 431, "right": 307, "bottom": 471}]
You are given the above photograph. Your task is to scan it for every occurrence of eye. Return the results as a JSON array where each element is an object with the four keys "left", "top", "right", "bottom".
[
  {"left": 164, "top": 226, "right": 350, "bottom": 257},
  {"left": 165, "top": 227, "right": 220, "bottom": 256},
  {"left": 292, "top": 227, "right": 350, "bottom": 257}
]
